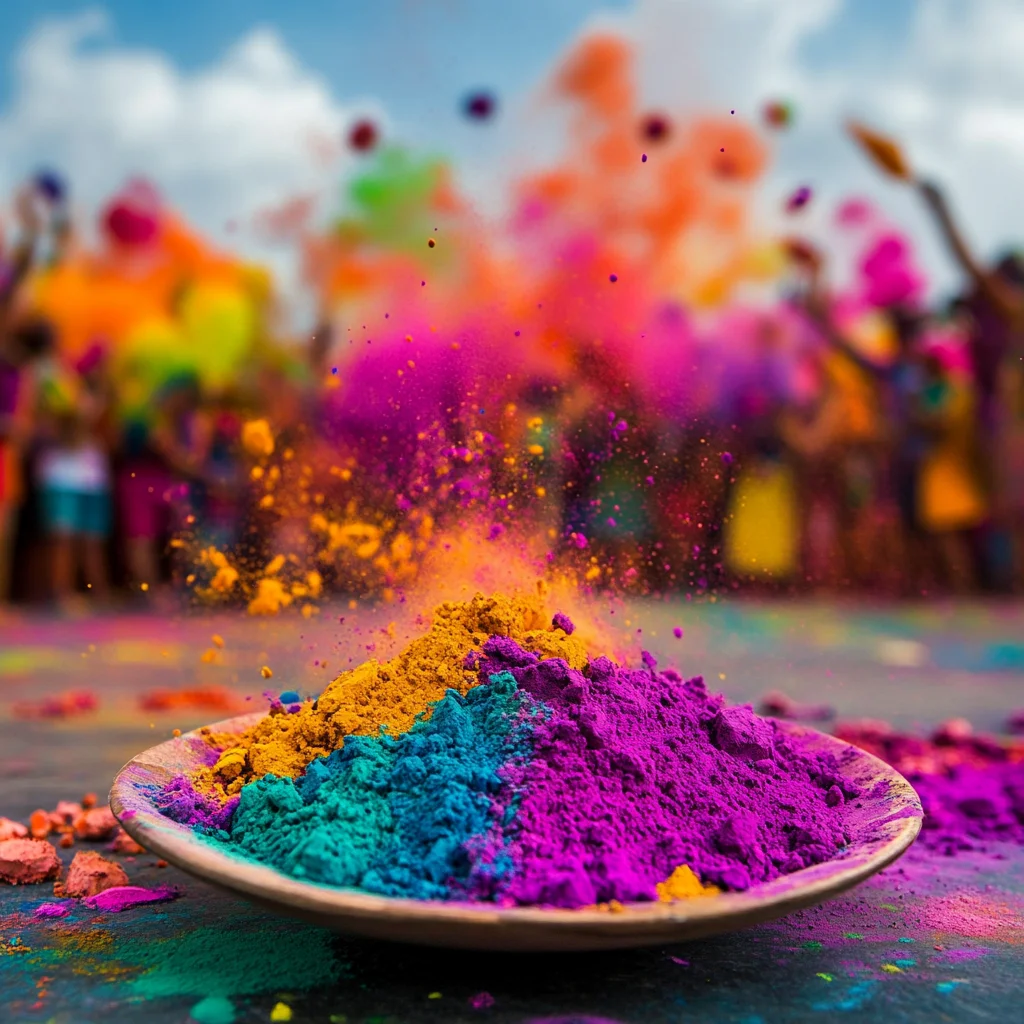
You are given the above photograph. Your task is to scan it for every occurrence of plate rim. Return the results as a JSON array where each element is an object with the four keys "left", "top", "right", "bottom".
[{"left": 110, "top": 711, "right": 923, "bottom": 940}]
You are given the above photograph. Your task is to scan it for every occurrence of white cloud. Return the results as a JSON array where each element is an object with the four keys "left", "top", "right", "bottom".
[
  {"left": 3, "top": 2, "right": 1024, "bottom": 310},
  {"left": 624, "top": 0, "right": 1024, "bottom": 298},
  {"left": 0, "top": 9, "right": 373, "bottom": 318}
]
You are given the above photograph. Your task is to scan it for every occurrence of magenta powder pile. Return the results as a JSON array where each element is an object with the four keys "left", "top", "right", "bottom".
[{"left": 470, "top": 638, "right": 858, "bottom": 903}]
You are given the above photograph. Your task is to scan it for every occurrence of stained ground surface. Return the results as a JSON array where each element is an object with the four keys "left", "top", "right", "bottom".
[{"left": 2, "top": 598, "right": 1023, "bottom": 1023}]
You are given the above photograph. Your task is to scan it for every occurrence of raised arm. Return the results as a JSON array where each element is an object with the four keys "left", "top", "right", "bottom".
[
  {"left": 0, "top": 186, "right": 42, "bottom": 315},
  {"left": 917, "top": 179, "right": 1021, "bottom": 324},
  {"left": 789, "top": 243, "right": 887, "bottom": 379}
]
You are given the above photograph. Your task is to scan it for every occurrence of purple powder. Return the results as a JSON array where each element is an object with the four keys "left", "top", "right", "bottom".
[
  {"left": 836, "top": 722, "right": 1024, "bottom": 854},
  {"left": 478, "top": 640, "right": 857, "bottom": 906},
  {"left": 912, "top": 762, "right": 1024, "bottom": 853},
  {"left": 552, "top": 612, "right": 575, "bottom": 635},
  {"left": 84, "top": 885, "right": 179, "bottom": 912},
  {"left": 34, "top": 901, "right": 73, "bottom": 918},
  {"left": 157, "top": 775, "right": 239, "bottom": 831}
]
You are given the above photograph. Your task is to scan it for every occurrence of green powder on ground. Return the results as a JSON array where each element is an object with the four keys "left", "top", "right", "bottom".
[
  {"left": 126, "top": 920, "right": 339, "bottom": 999},
  {"left": 190, "top": 995, "right": 236, "bottom": 1024}
]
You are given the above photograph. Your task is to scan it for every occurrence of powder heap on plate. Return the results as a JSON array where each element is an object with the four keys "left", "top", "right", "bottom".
[{"left": 164, "top": 594, "right": 860, "bottom": 908}]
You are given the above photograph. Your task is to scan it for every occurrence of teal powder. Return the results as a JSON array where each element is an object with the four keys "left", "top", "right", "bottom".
[
  {"left": 225, "top": 671, "right": 536, "bottom": 899},
  {"left": 126, "top": 921, "right": 338, "bottom": 998},
  {"left": 189, "top": 995, "right": 236, "bottom": 1024}
]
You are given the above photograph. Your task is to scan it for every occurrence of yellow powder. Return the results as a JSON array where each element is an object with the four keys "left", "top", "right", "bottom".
[
  {"left": 241, "top": 418, "right": 275, "bottom": 458},
  {"left": 197, "top": 591, "right": 589, "bottom": 797},
  {"left": 656, "top": 866, "right": 720, "bottom": 901}
]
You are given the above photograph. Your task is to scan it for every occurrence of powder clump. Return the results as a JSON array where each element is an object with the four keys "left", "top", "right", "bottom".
[{"left": 0, "top": 838, "right": 62, "bottom": 885}]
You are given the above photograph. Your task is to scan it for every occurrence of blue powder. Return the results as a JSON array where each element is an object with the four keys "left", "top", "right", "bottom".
[{"left": 225, "top": 672, "right": 536, "bottom": 899}]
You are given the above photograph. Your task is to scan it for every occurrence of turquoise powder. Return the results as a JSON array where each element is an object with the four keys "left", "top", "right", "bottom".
[
  {"left": 189, "top": 995, "right": 236, "bottom": 1024},
  {"left": 225, "top": 671, "right": 535, "bottom": 898}
]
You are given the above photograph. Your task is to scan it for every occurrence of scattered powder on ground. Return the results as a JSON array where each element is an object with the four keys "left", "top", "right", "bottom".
[
  {"left": 126, "top": 920, "right": 338, "bottom": 999},
  {"left": 836, "top": 720, "right": 1024, "bottom": 854}
]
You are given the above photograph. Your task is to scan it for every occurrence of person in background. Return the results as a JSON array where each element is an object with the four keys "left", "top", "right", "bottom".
[
  {"left": 198, "top": 400, "right": 243, "bottom": 552},
  {"left": 117, "top": 373, "right": 210, "bottom": 599},
  {"left": 0, "top": 318, "right": 53, "bottom": 603},
  {"left": 35, "top": 344, "right": 114, "bottom": 610},
  {"left": 0, "top": 184, "right": 52, "bottom": 604},
  {"left": 795, "top": 245, "right": 930, "bottom": 594},
  {"left": 917, "top": 181, "right": 1024, "bottom": 590},
  {"left": 914, "top": 350, "right": 989, "bottom": 590}
]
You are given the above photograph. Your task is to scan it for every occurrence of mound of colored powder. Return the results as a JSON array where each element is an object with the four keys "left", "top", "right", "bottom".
[
  {"left": 193, "top": 600, "right": 858, "bottom": 907},
  {"left": 836, "top": 720, "right": 1024, "bottom": 854},
  {"left": 194, "top": 593, "right": 588, "bottom": 798},
  {"left": 227, "top": 670, "right": 533, "bottom": 898}
]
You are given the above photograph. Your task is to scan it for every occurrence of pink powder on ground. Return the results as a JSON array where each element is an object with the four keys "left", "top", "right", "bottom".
[
  {"left": 836, "top": 721, "right": 1024, "bottom": 854},
  {"left": 83, "top": 885, "right": 179, "bottom": 912},
  {"left": 34, "top": 901, "right": 73, "bottom": 918}
]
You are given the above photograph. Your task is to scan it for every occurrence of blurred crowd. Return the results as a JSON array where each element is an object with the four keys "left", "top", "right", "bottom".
[{"left": 1, "top": 157, "right": 1023, "bottom": 613}]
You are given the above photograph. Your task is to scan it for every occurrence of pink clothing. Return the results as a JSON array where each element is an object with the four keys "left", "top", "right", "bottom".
[{"left": 117, "top": 463, "right": 171, "bottom": 541}]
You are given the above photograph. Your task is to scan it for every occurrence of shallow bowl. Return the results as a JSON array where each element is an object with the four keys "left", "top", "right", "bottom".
[{"left": 111, "top": 713, "right": 922, "bottom": 951}]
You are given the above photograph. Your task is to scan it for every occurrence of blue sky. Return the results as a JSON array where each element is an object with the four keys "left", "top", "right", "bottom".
[
  {"left": 0, "top": 2, "right": 630, "bottom": 127},
  {"left": 0, "top": 0, "right": 914, "bottom": 148}
]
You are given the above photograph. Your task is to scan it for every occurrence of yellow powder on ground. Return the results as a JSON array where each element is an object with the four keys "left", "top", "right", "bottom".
[
  {"left": 656, "top": 866, "right": 720, "bottom": 901},
  {"left": 196, "top": 591, "right": 589, "bottom": 797}
]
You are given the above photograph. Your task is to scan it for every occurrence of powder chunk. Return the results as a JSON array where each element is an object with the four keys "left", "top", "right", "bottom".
[
  {"left": 0, "top": 838, "right": 62, "bottom": 884},
  {"left": 189, "top": 996, "right": 236, "bottom": 1024},
  {"left": 656, "top": 865, "right": 719, "bottom": 901},
  {"left": 710, "top": 706, "right": 775, "bottom": 761},
  {"left": 0, "top": 817, "right": 28, "bottom": 842},
  {"left": 110, "top": 828, "right": 144, "bottom": 855},
  {"left": 63, "top": 850, "right": 130, "bottom": 897},
  {"left": 551, "top": 612, "right": 575, "bottom": 634},
  {"left": 74, "top": 805, "right": 118, "bottom": 840}
]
